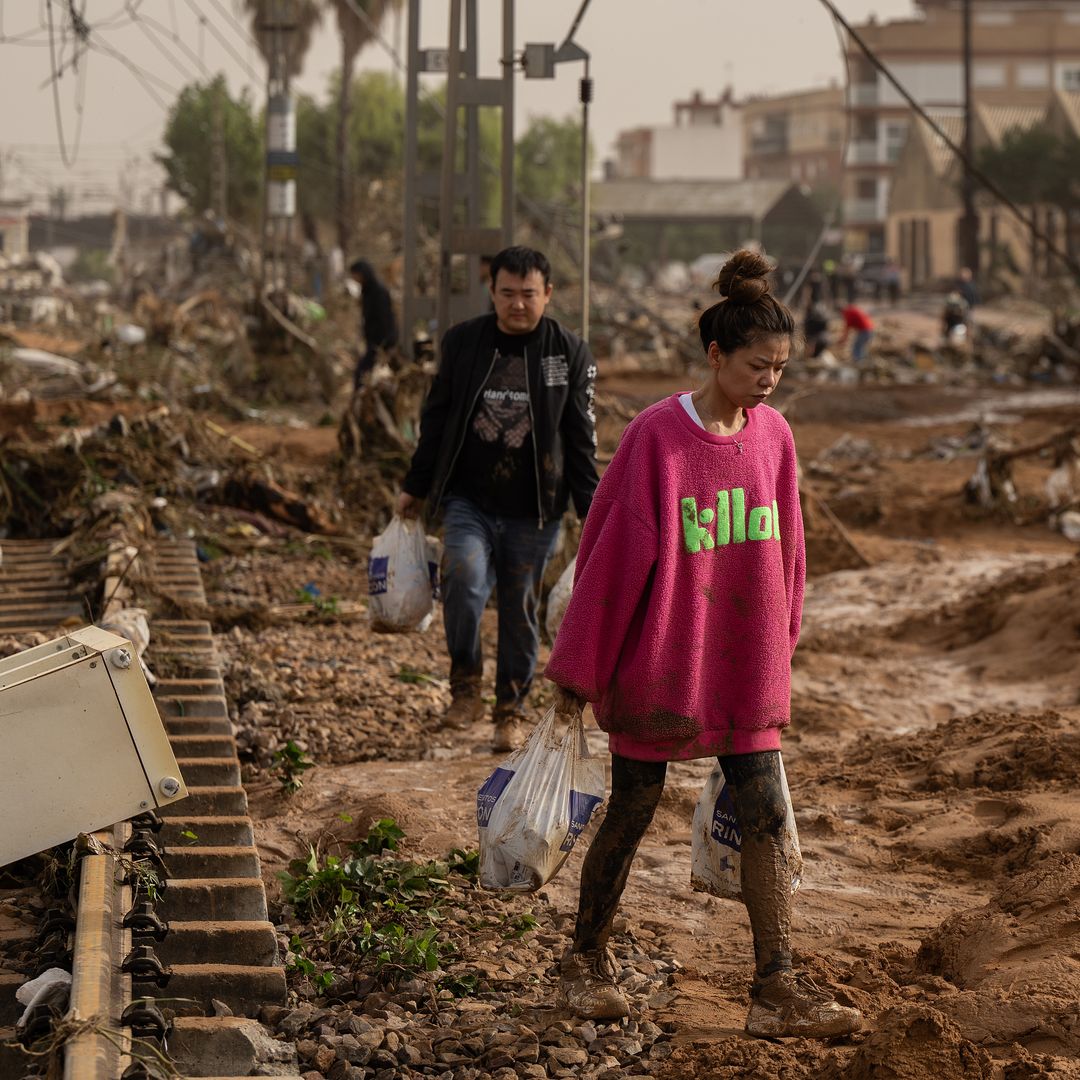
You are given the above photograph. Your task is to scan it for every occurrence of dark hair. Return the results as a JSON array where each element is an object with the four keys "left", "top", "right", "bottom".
[
  {"left": 697, "top": 249, "right": 796, "bottom": 355},
  {"left": 489, "top": 245, "right": 551, "bottom": 288},
  {"left": 349, "top": 258, "right": 375, "bottom": 280}
]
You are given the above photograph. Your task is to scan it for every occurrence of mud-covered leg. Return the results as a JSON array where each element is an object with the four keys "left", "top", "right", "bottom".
[
  {"left": 560, "top": 755, "right": 667, "bottom": 1020},
  {"left": 719, "top": 750, "right": 792, "bottom": 977},
  {"left": 720, "top": 750, "right": 863, "bottom": 1040}
]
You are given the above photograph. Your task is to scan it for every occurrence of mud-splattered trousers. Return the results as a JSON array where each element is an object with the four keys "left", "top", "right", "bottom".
[
  {"left": 574, "top": 750, "right": 793, "bottom": 977},
  {"left": 442, "top": 495, "right": 561, "bottom": 713}
]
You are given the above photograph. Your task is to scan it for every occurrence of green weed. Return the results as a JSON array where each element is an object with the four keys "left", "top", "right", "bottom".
[{"left": 270, "top": 741, "right": 315, "bottom": 794}]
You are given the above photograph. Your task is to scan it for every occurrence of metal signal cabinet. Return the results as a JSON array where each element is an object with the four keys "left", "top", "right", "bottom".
[{"left": 0, "top": 625, "right": 188, "bottom": 868}]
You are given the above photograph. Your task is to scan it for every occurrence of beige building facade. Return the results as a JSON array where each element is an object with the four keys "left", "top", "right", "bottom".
[
  {"left": 742, "top": 84, "right": 846, "bottom": 193},
  {"left": 614, "top": 90, "right": 743, "bottom": 181},
  {"left": 887, "top": 95, "right": 1078, "bottom": 284},
  {"left": 845, "top": 0, "right": 1080, "bottom": 254}
]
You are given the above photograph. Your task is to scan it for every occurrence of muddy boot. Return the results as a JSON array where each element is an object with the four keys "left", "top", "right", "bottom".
[
  {"left": 438, "top": 694, "right": 485, "bottom": 732},
  {"left": 745, "top": 970, "right": 863, "bottom": 1039},
  {"left": 491, "top": 705, "right": 524, "bottom": 753},
  {"left": 559, "top": 947, "right": 630, "bottom": 1021}
]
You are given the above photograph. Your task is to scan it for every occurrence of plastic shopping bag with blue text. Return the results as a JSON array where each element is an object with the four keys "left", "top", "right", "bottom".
[
  {"left": 476, "top": 705, "right": 605, "bottom": 892},
  {"left": 367, "top": 515, "right": 438, "bottom": 633},
  {"left": 690, "top": 755, "right": 803, "bottom": 901}
]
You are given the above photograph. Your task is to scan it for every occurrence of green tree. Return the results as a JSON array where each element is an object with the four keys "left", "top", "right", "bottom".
[
  {"left": 976, "top": 125, "right": 1069, "bottom": 208},
  {"left": 327, "top": 0, "right": 402, "bottom": 253},
  {"left": 241, "top": 0, "right": 323, "bottom": 78},
  {"left": 515, "top": 114, "right": 590, "bottom": 208},
  {"left": 297, "top": 72, "right": 405, "bottom": 225},
  {"left": 158, "top": 76, "right": 263, "bottom": 223}
]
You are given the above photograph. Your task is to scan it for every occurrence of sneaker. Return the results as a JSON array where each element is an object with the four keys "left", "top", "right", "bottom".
[
  {"left": 559, "top": 948, "right": 630, "bottom": 1021},
  {"left": 438, "top": 695, "right": 485, "bottom": 732},
  {"left": 745, "top": 970, "right": 863, "bottom": 1039}
]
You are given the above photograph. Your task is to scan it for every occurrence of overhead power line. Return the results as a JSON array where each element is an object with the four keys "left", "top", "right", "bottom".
[
  {"left": 818, "top": 0, "right": 1080, "bottom": 278},
  {"left": 559, "top": 0, "right": 594, "bottom": 50},
  {"left": 181, "top": 0, "right": 261, "bottom": 83}
]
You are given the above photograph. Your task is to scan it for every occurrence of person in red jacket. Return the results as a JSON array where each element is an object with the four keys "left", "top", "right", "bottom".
[
  {"left": 839, "top": 304, "right": 875, "bottom": 362},
  {"left": 546, "top": 250, "right": 863, "bottom": 1041}
]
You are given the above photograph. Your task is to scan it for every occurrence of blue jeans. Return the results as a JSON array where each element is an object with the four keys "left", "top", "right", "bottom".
[
  {"left": 852, "top": 329, "right": 874, "bottom": 362},
  {"left": 442, "top": 496, "right": 562, "bottom": 712}
]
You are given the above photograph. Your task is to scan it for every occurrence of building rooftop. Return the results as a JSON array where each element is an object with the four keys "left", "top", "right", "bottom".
[{"left": 591, "top": 178, "right": 795, "bottom": 220}]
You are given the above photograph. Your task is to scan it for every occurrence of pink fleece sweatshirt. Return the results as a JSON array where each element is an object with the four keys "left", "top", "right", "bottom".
[{"left": 545, "top": 393, "right": 805, "bottom": 762}]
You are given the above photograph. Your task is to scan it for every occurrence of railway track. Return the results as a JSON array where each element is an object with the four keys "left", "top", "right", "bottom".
[{"left": 0, "top": 537, "right": 300, "bottom": 1079}]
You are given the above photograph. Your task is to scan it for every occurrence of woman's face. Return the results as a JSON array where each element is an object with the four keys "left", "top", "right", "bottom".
[{"left": 708, "top": 334, "right": 790, "bottom": 411}]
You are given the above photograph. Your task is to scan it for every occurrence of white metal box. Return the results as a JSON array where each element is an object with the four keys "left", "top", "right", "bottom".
[{"left": 0, "top": 626, "right": 188, "bottom": 867}]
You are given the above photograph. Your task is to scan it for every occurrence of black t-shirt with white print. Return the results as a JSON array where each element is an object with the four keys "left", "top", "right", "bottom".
[{"left": 448, "top": 326, "right": 540, "bottom": 518}]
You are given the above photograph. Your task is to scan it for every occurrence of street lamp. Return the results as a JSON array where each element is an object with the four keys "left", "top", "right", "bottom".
[{"left": 523, "top": 39, "right": 593, "bottom": 342}]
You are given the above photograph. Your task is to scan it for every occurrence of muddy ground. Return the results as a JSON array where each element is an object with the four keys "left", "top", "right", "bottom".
[{"left": 165, "top": 351, "right": 1080, "bottom": 1079}]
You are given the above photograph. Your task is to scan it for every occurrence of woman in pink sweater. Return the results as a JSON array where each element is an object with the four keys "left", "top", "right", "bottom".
[{"left": 545, "top": 250, "right": 862, "bottom": 1039}]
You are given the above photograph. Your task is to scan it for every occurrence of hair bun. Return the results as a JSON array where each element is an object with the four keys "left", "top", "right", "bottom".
[{"left": 713, "top": 249, "right": 773, "bottom": 305}]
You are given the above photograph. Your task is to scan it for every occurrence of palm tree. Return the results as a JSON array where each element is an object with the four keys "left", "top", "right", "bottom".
[
  {"left": 328, "top": 0, "right": 400, "bottom": 255},
  {"left": 239, "top": 0, "right": 323, "bottom": 79}
]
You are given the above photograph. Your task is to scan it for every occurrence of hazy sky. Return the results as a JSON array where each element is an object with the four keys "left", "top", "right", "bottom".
[{"left": 0, "top": 0, "right": 914, "bottom": 213}]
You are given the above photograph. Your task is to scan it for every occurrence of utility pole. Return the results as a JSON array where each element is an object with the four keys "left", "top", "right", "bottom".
[
  {"left": 260, "top": 0, "right": 298, "bottom": 298},
  {"left": 959, "top": 0, "right": 979, "bottom": 277}
]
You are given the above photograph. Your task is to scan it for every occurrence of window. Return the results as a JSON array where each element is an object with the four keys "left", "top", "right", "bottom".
[
  {"left": 1017, "top": 63, "right": 1049, "bottom": 89},
  {"left": 975, "top": 11, "right": 1012, "bottom": 25},
  {"left": 974, "top": 63, "right": 1005, "bottom": 89},
  {"left": 856, "top": 178, "right": 877, "bottom": 199},
  {"left": 855, "top": 115, "right": 877, "bottom": 141},
  {"left": 1061, "top": 65, "right": 1080, "bottom": 92}
]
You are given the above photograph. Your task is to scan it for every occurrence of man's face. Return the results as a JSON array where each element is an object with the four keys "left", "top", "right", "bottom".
[{"left": 491, "top": 268, "right": 552, "bottom": 334}]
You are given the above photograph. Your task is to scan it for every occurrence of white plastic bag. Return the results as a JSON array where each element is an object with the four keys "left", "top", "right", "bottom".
[
  {"left": 367, "top": 516, "right": 437, "bottom": 633},
  {"left": 690, "top": 757, "right": 803, "bottom": 901},
  {"left": 545, "top": 556, "right": 576, "bottom": 643},
  {"left": 477, "top": 706, "right": 605, "bottom": 892}
]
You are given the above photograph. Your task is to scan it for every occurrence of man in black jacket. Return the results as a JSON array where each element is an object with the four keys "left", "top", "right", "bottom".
[
  {"left": 398, "top": 246, "right": 599, "bottom": 751},
  {"left": 349, "top": 259, "right": 399, "bottom": 388}
]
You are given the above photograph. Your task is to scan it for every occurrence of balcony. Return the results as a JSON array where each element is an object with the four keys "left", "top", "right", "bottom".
[
  {"left": 750, "top": 136, "right": 789, "bottom": 157},
  {"left": 844, "top": 196, "right": 887, "bottom": 225},
  {"left": 848, "top": 83, "right": 878, "bottom": 107},
  {"left": 845, "top": 140, "right": 883, "bottom": 165}
]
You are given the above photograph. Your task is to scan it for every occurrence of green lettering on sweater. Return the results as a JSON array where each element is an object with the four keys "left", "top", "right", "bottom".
[
  {"left": 679, "top": 489, "right": 782, "bottom": 552},
  {"left": 732, "top": 488, "right": 746, "bottom": 544},
  {"left": 748, "top": 506, "right": 772, "bottom": 540},
  {"left": 716, "top": 489, "right": 731, "bottom": 546},
  {"left": 681, "top": 497, "right": 715, "bottom": 553}
]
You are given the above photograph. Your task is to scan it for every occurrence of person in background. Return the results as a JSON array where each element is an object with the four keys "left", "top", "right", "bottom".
[
  {"left": 349, "top": 259, "right": 399, "bottom": 389},
  {"left": 397, "top": 246, "right": 599, "bottom": 753},
  {"left": 839, "top": 303, "right": 875, "bottom": 363},
  {"left": 958, "top": 267, "right": 980, "bottom": 310},
  {"left": 301, "top": 214, "right": 324, "bottom": 302},
  {"left": 545, "top": 249, "right": 863, "bottom": 1040},
  {"left": 884, "top": 260, "right": 902, "bottom": 305},
  {"left": 942, "top": 291, "right": 969, "bottom": 345},
  {"left": 803, "top": 301, "right": 831, "bottom": 358}
]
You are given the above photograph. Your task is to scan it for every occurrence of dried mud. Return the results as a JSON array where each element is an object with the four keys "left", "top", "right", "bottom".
[{"left": 178, "top": 378, "right": 1080, "bottom": 1077}]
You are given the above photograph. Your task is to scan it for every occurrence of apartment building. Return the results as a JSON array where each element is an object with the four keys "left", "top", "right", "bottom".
[
  {"left": 743, "top": 83, "right": 846, "bottom": 193},
  {"left": 845, "top": 0, "right": 1080, "bottom": 254},
  {"left": 613, "top": 90, "right": 743, "bottom": 181}
]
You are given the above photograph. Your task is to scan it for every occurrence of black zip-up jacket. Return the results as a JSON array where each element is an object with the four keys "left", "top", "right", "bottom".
[{"left": 403, "top": 313, "right": 599, "bottom": 524}]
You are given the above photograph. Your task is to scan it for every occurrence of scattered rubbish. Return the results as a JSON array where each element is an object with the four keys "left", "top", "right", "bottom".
[
  {"left": 16, "top": 967, "right": 71, "bottom": 1029},
  {"left": 1058, "top": 510, "right": 1080, "bottom": 542}
]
